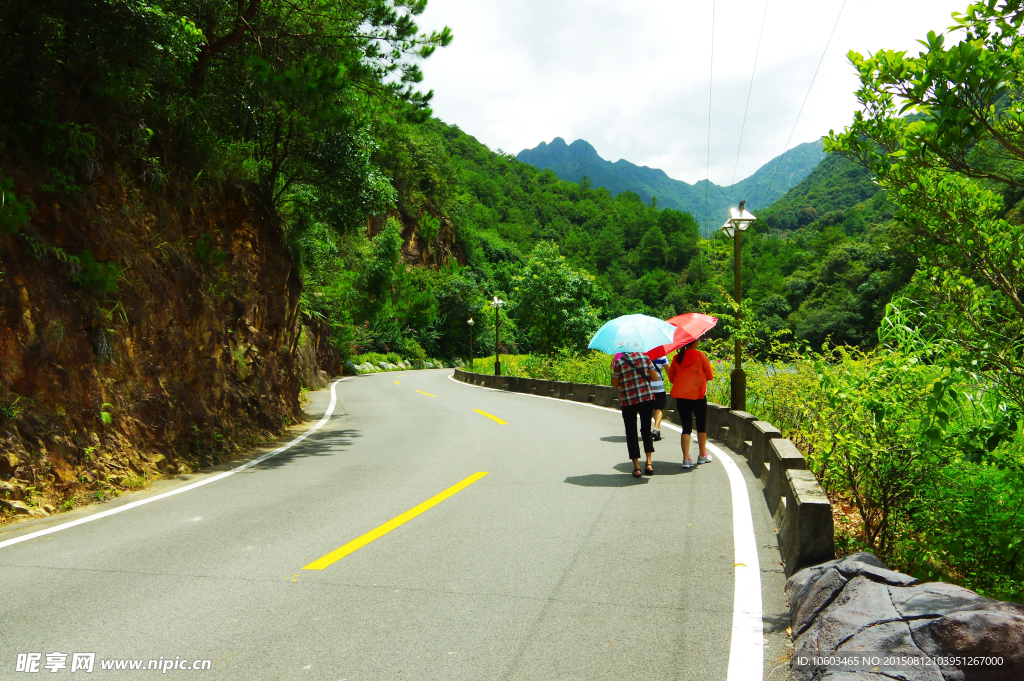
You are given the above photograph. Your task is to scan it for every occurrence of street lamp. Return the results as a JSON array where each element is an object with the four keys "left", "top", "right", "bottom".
[
  {"left": 491, "top": 296, "right": 504, "bottom": 376},
  {"left": 467, "top": 318, "right": 474, "bottom": 371},
  {"left": 720, "top": 200, "right": 756, "bottom": 412}
]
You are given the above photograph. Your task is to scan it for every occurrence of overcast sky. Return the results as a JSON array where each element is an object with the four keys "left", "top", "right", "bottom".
[{"left": 415, "top": 0, "right": 970, "bottom": 186}]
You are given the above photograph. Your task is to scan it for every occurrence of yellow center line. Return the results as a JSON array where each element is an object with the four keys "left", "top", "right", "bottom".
[
  {"left": 302, "top": 472, "right": 489, "bottom": 570},
  {"left": 397, "top": 375, "right": 405, "bottom": 378},
  {"left": 415, "top": 390, "right": 436, "bottom": 397},
  {"left": 394, "top": 380, "right": 400, "bottom": 385},
  {"left": 474, "top": 409, "right": 507, "bottom": 425}
]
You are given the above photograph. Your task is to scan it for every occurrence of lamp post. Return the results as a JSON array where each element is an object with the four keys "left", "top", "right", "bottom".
[
  {"left": 720, "top": 200, "right": 757, "bottom": 412},
  {"left": 467, "top": 318, "right": 474, "bottom": 371},
  {"left": 491, "top": 296, "right": 504, "bottom": 376}
]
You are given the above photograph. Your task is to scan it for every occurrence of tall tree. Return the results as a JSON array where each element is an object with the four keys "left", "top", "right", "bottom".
[
  {"left": 827, "top": 0, "right": 1024, "bottom": 406},
  {"left": 509, "top": 242, "right": 604, "bottom": 354}
]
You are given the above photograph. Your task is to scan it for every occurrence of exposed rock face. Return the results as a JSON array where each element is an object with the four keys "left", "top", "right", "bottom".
[
  {"left": 366, "top": 208, "right": 465, "bottom": 269},
  {"left": 786, "top": 553, "right": 1024, "bottom": 681},
  {"left": 295, "top": 325, "right": 331, "bottom": 390},
  {"left": 0, "top": 174, "right": 319, "bottom": 515}
]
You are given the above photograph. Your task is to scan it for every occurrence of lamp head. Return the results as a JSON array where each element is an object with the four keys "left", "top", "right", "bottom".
[
  {"left": 491, "top": 296, "right": 504, "bottom": 309},
  {"left": 729, "top": 200, "right": 757, "bottom": 231},
  {"left": 468, "top": 318, "right": 474, "bottom": 326},
  {"left": 720, "top": 199, "right": 756, "bottom": 237}
]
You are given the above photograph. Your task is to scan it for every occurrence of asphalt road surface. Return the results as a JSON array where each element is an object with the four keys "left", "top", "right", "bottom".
[{"left": 0, "top": 369, "right": 789, "bottom": 680}]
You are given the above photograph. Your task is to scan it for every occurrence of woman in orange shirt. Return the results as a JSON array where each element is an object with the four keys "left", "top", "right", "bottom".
[{"left": 666, "top": 338, "right": 714, "bottom": 468}]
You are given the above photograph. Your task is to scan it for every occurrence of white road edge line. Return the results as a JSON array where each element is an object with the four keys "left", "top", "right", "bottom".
[
  {"left": 703, "top": 437, "right": 765, "bottom": 681},
  {"left": 0, "top": 378, "right": 350, "bottom": 551},
  {"left": 447, "top": 372, "right": 764, "bottom": 681}
]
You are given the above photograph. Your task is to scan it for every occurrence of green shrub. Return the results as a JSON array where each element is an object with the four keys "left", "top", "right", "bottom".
[
  {"left": 195, "top": 233, "right": 227, "bottom": 268},
  {"left": 74, "top": 250, "right": 121, "bottom": 295},
  {"left": 468, "top": 349, "right": 614, "bottom": 385},
  {"left": 403, "top": 338, "right": 428, "bottom": 362},
  {"left": 0, "top": 178, "right": 31, "bottom": 235}
]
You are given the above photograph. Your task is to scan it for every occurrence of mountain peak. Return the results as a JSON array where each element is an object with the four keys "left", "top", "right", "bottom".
[
  {"left": 517, "top": 137, "right": 600, "bottom": 167},
  {"left": 516, "top": 137, "right": 826, "bottom": 219}
]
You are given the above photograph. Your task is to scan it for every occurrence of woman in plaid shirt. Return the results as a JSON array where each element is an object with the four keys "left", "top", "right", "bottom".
[{"left": 611, "top": 352, "right": 660, "bottom": 477}]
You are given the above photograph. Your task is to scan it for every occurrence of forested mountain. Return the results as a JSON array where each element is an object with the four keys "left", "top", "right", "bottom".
[
  {"left": 758, "top": 150, "right": 890, "bottom": 230},
  {"left": 737, "top": 154, "right": 914, "bottom": 347},
  {"left": 377, "top": 118, "right": 915, "bottom": 351},
  {"left": 516, "top": 136, "right": 826, "bottom": 222}
]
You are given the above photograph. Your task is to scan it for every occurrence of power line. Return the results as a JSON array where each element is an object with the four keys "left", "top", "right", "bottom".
[
  {"left": 698, "top": 0, "right": 717, "bottom": 279},
  {"left": 702, "top": 0, "right": 716, "bottom": 241},
  {"left": 757, "top": 0, "right": 848, "bottom": 209},
  {"left": 727, "top": 0, "right": 771, "bottom": 208}
]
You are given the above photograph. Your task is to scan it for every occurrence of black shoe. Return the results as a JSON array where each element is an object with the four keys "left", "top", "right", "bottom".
[{"left": 652, "top": 429, "right": 662, "bottom": 441}]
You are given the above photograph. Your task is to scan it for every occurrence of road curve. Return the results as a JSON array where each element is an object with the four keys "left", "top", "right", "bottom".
[{"left": 0, "top": 369, "right": 788, "bottom": 680}]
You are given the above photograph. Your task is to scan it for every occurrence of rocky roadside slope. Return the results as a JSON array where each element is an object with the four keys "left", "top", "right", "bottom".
[{"left": 1, "top": 172, "right": 333, "bottom": 521}]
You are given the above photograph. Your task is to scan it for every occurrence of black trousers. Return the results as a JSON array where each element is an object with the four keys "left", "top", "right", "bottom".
[
  {"left": 621, "top": 400, "right": 656, "bottom": 460},
  {"left": 676, "top": 397, "right": 708, "bottom": 435}
]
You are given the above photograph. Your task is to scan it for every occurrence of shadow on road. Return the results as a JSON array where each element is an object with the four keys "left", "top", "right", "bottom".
[
  {"left": 762, "top": 612, "right": 790, "bottom": 634},
  {"left": 563, "top": 460, "right": 698, "bottom": 487},
  {"left": 250, "top": 428, "right": 361, "bottom": 470},
  {"left": 600, "top": 435, "right": 627, "bottom": 442},
  {"left": 564, "top": 473, "right": 649, "bottom": 487},
  {"left": 611, "top": 461, "right": 693, "bottom": 477}
]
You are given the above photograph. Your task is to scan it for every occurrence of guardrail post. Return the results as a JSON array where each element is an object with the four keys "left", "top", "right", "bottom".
[
  {"left": 779, "top": 469, "right": 834, "bottom": 577},
  {"left": 750, "top": 421, "right": 781, "bottom": 481},
  {"left": 706, "top": 403, "right": 728, "bottom": 440},
  {"left": 726, "top": 410, "right": 757, "bottom": 454},
  {"left": 766, "top": 439, "right": 807, "bottom": 516}
]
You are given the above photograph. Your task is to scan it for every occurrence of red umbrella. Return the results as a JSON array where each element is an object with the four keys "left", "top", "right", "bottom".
[{"left": 645, "top": 313, "right": 718, "bottom": 359}]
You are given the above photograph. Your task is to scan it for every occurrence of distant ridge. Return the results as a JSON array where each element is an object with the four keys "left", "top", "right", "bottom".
[{"left": 517, "top": 137, "right": 826, "bottom": 229}]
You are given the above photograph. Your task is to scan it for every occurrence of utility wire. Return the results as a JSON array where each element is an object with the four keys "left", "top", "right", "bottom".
[
  {"left": 758, "top": 0, "right": 848, "bottom": 209},
  {"left": 697, "top": 0, "right": 717, "bottom": 281},
  {"left": 727, "top": 0, "right": 771, "bottom": 208},
  {"left": 702, "top": 0, "right": 716, "bottom": 241}
]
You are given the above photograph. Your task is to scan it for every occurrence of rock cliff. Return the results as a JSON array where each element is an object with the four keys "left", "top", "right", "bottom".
[{"left": 0, "top": 173, "right": 315, "bottom": 519}]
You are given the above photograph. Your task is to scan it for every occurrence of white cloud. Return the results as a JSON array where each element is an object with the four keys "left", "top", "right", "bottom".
[{"left": 415, "top": 0, "right": 970, "bottom": 184}]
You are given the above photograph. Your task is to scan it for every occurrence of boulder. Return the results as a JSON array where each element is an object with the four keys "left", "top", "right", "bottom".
[
  {"left": 791, "top": 567, "right": 848, "bottom": 637},
  {"left": 787, "top": 553, "right": 1024, "bottom": 681},
  {"left": 912, "top": 602, "right": 1024, "bottom": 680},
  {"left": 795, "top": 575, "right": 902, "bottom": 658},
  {"left": 0, "top": 451, "right": 17, "bottom": 477},
  {"left": 890, "top": 581, "right": 993, "bottom": 620},
  {"left": 0, "top": 498, "right": 31, "bottom": 514},
  {"left": 0, "top": 479, "right": 25, "bottom": 501}
]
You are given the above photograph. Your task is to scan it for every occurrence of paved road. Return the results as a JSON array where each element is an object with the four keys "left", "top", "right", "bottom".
[{"left": 0, "top": 370, "right": 789, "bottom": 680}]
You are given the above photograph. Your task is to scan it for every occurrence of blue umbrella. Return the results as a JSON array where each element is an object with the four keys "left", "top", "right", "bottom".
[{"left": 588, "top": 314, "right": 678, "bottom": 354}]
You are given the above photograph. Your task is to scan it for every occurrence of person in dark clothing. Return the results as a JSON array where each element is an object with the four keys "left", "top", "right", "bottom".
[{"left": 612, "top": 352, "right": 660, "bottom": 476}]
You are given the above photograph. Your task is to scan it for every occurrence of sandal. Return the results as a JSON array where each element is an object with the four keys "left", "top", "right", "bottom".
[
  {"left": 632, "top": 468, "right": 643, "bottom": 477},
  {"left": 644, "top": 464, "right": 654, "bottom": 475}
]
